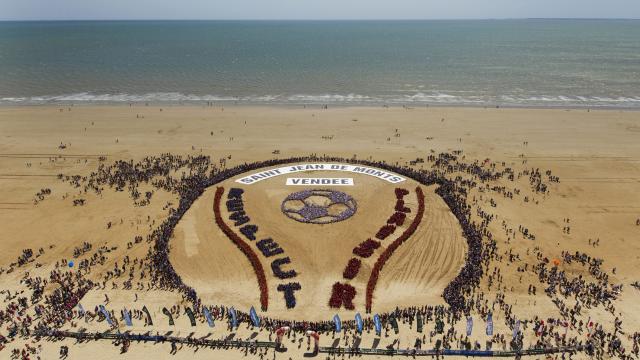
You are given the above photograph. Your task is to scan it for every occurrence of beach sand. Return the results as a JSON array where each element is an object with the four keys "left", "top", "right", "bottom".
[{"left": 0, "top": 105, "right": 639, "bottom": 359}]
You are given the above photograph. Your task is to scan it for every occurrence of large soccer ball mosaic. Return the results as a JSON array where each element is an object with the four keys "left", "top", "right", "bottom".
[{"left": 281, "top": 189, "right": 358, "bottom": 224}]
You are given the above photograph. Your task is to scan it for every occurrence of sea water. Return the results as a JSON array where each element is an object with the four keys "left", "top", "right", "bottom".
[{"left": 0, "top": 19, "right": 639, "bottom": 108}]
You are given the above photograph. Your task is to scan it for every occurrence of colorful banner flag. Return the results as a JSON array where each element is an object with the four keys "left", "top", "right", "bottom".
[
  {"left": 513, "top": 320, "right": 520, "bottom": 340},
  {"left": 355, "top": 313, "right": 363, "bottom": 334},
  {"left": 99, "top": 305, "right": 113, "bottom": 326},
  {"left": 185, "top": 308, "right": 196, "bottom": 327},
  {"left": 123, "top": 308, "right": 133, "bottom": 326},
  {"left": 203, "top": 307, "right": 215, "bottom": 328},
  {"left": 249, "top": 306, "right": 260, "bottom": 327},
  {"left": 162, "top": 307, "right": 174, "bottom": 326},
  {"left": 486, "top": 313, "right": 494, "bottom": 336},
  {"left": 229, "top": 307, "right": 238, "bottom": 329},
  {"left": 373, "top": 314, "right": 382, "bottom": 336},
  {"left": 142, "top": 305, "right": 153, "bottom": 326}
]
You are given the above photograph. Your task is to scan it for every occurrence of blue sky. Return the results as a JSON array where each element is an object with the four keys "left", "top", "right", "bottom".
[{"left": 1, "top": 0, "right": 639, "bottom": 20}]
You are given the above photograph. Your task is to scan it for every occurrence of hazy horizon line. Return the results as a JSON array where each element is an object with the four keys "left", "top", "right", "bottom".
[{"left": 1, "top": 17, "right": 639, "bottom": 22}]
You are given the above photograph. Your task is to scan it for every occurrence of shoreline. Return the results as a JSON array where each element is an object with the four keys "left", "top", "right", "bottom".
[{"left": 2, "top": 102, "right": 640, "bottom": 112}]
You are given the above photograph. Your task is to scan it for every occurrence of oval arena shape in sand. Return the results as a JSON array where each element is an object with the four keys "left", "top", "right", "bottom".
[{"left": 169, "top": 163, "right": 468, "bottom": 321}]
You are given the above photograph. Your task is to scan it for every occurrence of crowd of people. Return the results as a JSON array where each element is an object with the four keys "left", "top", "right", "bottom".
[{"left": 1, "top": 152, "right": 637, "bottom": 360}]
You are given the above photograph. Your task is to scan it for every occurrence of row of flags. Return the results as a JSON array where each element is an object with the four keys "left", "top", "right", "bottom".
[
  {"left": 82, "top": 304, "right": 587, "bottom": 343},
  {"left": 83, "top": 304, "right": 209, "bottom": 328},
  {"left": 330, "top": 312, "right": 497, "bottom": 338},
  {"left": 83, "top": 303, "right": 257, "bottom": 329},
  {"left": 85, "top": 306, "right": 418, "bottom": 337},
  {"left": 332, "top": 313, "right": 387, "bottom": 335}
]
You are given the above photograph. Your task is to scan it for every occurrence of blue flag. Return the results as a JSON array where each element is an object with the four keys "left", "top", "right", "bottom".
[
  {"left": 249, "top": 306, "right": 260, "bottom": 327},
  {"left": 203, "top": 307, "right": 215, "bottom": 328},
  {"left": 123, "top": 309, "right": 133, "bottom": 327},
  {"left": 333, "top": 315, "right": 341, "bottom": 333},
  {"left": 373, "top": 314, "right": 382, "bottom": 336},
  {"left": 513, "top": 320, "right": 520, "bottom": 340},
  {"left": 466, "top": 316, "right": 473, "bottom": 336},
  {"left": 355, "top": 313, "right": 363, "bottom": 334},
  {"left": 99, "top": 305, "right": 113, "bottom": 326},
  {"left": 229, "top": 307, "right": 238, "bottom": 329},
  {"left": 486, "top": 313, "right": 494, "bottom": 336}
]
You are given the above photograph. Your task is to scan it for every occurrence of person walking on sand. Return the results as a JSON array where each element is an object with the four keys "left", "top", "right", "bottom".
[{"left": 59, "top": 345, "right": 69, "bottom": 359}]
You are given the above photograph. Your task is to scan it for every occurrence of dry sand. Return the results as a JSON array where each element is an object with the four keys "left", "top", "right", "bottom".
[{"left": 0, "top": 105, "right": 639, "bottom": 359}]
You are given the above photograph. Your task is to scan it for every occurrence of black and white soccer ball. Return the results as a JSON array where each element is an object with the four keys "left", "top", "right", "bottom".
[{"left": 281, "top": 189, "right": 357, "bottom": 224}]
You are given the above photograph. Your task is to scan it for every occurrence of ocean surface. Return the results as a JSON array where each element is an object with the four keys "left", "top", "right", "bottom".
[{"left": 1, "top": 20, "right": 639, "bottom": 108}]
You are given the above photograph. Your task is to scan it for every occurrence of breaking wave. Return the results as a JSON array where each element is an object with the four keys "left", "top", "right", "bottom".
[{"left": 2, "top": 92, "right": 640, "bottom": 108}]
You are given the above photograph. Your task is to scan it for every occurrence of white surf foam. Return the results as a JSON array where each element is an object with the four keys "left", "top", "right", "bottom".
[{"left": 2, "top": 92, "right": 640, "bottom": 108}]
